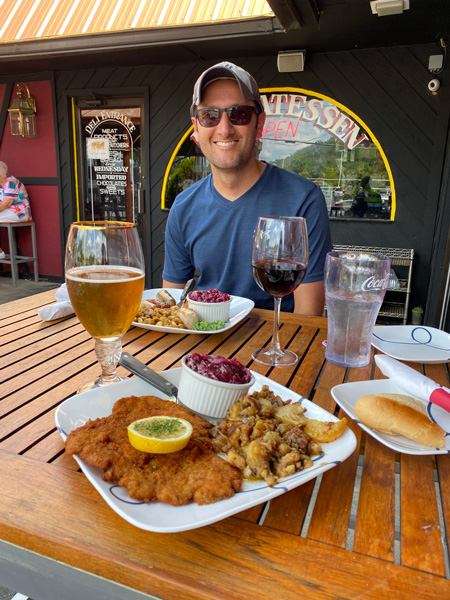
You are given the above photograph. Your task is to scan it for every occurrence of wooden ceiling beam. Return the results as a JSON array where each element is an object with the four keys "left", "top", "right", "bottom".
[{"left": 266, "top": 0, "right": 303, "bottom": 31}]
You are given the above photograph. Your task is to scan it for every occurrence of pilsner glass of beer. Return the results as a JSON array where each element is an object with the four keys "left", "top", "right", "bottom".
[{"left": 65, "top": 221, "right": 145, "bottom": 393}]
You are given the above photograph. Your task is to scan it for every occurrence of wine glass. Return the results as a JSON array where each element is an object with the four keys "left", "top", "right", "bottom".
[
  {"left": 251, "top": 216, "right": 309, "bottom": 366},
  {"left": 65, "top": 221, "right": 145, "bottom": 393}
]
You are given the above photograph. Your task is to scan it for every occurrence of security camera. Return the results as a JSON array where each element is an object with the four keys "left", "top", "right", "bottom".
[{"left": 428, "top": 78, "right": 441, "bottom": 93}]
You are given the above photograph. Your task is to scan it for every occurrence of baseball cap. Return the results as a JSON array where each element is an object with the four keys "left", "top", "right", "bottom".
[{"left": 190, "top": 61, "right": 263, "bottom": 116}]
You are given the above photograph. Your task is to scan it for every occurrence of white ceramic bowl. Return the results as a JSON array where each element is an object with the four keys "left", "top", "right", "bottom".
[
  {"left": 187, "top": 294, "right": 231, "bottom": 323},
  {"left": 178, "top": 355, "right": 254, "bottom": 419}
]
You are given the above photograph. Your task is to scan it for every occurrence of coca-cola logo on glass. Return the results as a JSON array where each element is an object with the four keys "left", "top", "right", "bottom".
[{"left": 361, "top": 274, "right": 389, "bottom": 292}]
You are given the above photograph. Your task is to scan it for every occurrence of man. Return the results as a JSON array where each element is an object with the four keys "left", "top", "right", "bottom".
[{"left": 162, "top": 62, "right": 331, "bottom": 315}]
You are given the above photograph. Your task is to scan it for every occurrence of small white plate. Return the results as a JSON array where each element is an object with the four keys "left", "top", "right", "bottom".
[
  {"left": 55, "top": 371, "right": 357, "bottom": 533},
  {"left": 371, "top": 325, "right": 450, "bottom": 364},
  {"left": 331, "top": 378, "right": 450, "bottom": 455},
  {"left": 132, "top": 288, "right": 254, "bottom": 335}
]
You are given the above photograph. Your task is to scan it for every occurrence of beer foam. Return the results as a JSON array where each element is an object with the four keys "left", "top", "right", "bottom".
[{"left": 66, "top": 265, "right": 144, "bottom": 283}]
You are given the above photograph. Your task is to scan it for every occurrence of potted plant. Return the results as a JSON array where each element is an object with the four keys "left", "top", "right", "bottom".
[{"left": 411, "top": 305, "right": 423, "bottom": 325}]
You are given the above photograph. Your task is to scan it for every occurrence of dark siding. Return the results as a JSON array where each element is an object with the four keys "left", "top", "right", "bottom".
[{"left": 53, "top": 43, "right": 449, "bottom": 323}]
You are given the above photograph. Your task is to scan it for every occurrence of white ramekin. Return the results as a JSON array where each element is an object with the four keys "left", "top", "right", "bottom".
[
  {"left": 178, "top": 356, "right": 254, "bottom": 419},
  {"left": 187, "top": 297, "right": 231, "bottom": 323}
]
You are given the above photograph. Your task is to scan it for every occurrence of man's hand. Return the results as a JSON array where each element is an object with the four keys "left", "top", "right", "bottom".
[
  {"left": 293, "top": 281, "right": 325, "bottom": 316},
  {"left": 162, "top": 279, "right": 186, "bottom": 289}
]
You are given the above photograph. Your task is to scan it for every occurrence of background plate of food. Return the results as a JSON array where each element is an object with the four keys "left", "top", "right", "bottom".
[
  {"left": 56, "top": 371, "right": 357, "bottom": 533},
  {"left": 331, "top": 379, "right": 450, "bottom": 455},
  {"left": 132, "top": 288, "right": 254, "bottom": 334}
]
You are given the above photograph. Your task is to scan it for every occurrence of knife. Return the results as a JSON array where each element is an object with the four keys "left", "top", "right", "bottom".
[
  {"left": 176, "top": 278, "right": 196, "bottom": 307},
  {"left": 119, "top": 352, "right": 178, "bottom": 399},
  {"left": 119, "top": 351, "right": 221, "bottom": 424},
  {"left": 375, "top": 354, "right": 450, "bottom": 413}
]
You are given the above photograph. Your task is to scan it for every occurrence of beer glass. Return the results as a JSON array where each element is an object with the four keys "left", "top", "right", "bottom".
[
  {"left": 251, "top": 216, "right": 309, "bottom": 366},
  {"left": 325, "top": 250, "right": 390, "bottom": 368},
  {"left": 65, "top": 221, "right": 145, "bottom": 392}
]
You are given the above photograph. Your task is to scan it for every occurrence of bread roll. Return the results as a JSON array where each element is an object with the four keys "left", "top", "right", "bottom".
[{"left": 354, "top": 393, "right": 446, "bottom": 448}]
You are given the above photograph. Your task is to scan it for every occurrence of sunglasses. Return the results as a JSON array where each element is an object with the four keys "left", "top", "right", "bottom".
[{"left": 194, "top": 105, "right": 259, "bottom": 128}]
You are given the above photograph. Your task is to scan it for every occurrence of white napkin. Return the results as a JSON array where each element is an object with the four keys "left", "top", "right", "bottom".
[
  {"left": 37, "top": 283, "right": 75, "bottom": 321},
  {"left": 375, "top": 354, "right": 450, "bottom": 413}
]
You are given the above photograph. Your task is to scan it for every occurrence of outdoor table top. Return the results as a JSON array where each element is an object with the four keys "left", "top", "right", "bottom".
[{"left": 1, "top": 289, "right": 449, "bottom": 600}]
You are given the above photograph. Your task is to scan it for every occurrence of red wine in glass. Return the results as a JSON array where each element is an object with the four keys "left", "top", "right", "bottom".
[
  {"left": 251, "top": 216, "right": 309, "bottom": 366},
  {"left": 252, "top": 260, "right": 307, "bottom": 297}
]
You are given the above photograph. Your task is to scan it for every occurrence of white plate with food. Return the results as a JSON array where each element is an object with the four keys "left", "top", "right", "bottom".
[
  {"left": 331, "top": 378, "right": 450, "bottom": 455},
  {"left": 132, "top": 288, "right": 254, "bottom": 335},
  {"left": 55, "top": 371, "right": 357, "bottom": 533},
  {"left": 371, "top": 325, "right": 450, "bottom": 363}
]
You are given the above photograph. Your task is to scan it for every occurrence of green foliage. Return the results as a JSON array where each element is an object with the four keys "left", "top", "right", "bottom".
[
  {"left": 166, "top": 157, "right": 196, "bottom": 203},
  {"left": 273, "top": 139, "right": 388, "bottom": 195}
]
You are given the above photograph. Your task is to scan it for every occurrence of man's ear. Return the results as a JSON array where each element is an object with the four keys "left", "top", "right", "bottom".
[
  {"left": 191, "top": 117, "right": 200, "bottom": 147},
  {"left": 256, "top": 112, "right": 266, "bottom": 140}
]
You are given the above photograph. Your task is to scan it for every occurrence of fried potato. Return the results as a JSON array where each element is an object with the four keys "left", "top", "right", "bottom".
[
  {"left": 302, "top": 417, "right": 348, "bottom": 443},
  {"left": 273, "top": 397, "right": 347, "bottom": 442},
  {"left": 273, "top": 403, "right": 307, "bottom": 426}
]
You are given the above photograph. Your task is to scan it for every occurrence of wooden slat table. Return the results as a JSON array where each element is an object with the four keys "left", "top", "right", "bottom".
[{"left": 1, "top": 290, "right": 449, "bottom": 600}]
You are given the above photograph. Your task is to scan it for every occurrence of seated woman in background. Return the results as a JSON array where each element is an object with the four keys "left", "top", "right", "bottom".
[{"left": 0, "top": 160, "right": 32, "bottom": 259}]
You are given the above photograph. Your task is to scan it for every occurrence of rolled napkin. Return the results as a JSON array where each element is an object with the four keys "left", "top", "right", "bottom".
[
  {"left": 375, "top": 354, "right": 450, "bottom": 413},
  {"left": 37, "top": 283, "right": 75, "bottom": 321}
]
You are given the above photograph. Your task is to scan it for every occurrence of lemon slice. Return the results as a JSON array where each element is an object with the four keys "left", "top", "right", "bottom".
[{"left": 127, "top": 416, "right": 193, "bottom": 453}]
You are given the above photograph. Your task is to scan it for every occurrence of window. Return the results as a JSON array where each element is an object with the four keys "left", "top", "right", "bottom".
[{"left": 162, "top": 88, "right": 394, "bottom": 221}]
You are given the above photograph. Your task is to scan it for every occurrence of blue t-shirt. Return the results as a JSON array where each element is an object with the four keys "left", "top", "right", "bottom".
[{"left": 162, "top": 163, "right": 332, "bottom": 311}]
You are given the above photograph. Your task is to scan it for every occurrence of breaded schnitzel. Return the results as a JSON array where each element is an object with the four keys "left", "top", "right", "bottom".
[{"left": 65, "top": 395, "right": 242, "bottom": 506}]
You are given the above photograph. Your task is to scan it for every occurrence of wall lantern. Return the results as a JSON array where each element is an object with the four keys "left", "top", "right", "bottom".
[{"left": 8, "top": 83, "right": 37, "bottom": 138}]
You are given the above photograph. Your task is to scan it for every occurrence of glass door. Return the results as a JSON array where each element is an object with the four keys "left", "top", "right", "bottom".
[{"left": 75, "top": 98, "right": 144, "bottom": 232}]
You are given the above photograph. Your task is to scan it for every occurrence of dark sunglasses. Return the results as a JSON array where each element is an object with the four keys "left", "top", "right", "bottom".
[{"left": 194, "top": 105, "right": 259, "bottom": 128}]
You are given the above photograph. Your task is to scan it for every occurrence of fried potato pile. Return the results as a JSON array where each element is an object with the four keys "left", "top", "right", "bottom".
[
  {"left": 211, "top": 385, "right": 348, "bottom": 486},
  {"left": 135, "top": 301, "right": 186, "bottom": 328}
]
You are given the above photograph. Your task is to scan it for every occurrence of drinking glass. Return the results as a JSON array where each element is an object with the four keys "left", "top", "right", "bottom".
[
  {"left": 65, "top": 221, "right": 145, "bottom": 393},
  {"left": 251, "top": 216, "right": 309, "bottom": 366},
  {"left": 325, "top": 250, "right": 390, "bottom": 368}
]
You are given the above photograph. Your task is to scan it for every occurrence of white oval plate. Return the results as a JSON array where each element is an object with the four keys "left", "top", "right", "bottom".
[
  {"left": 331, "top": 378, "right": 450, "bottom": 455},
  {"left": 55, "top": 371, "right": 357, "bottom": 533},
  {"left": 132, "top": 288, "right": 254, "bottom": 335},
  {"left": 371, "top": 325, "right": 450, "bottom": 364}
]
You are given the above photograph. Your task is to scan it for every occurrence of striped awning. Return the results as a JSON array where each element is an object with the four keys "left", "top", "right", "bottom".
[{"left": 0, "top": 0, "right": 274, "bottom": 43}]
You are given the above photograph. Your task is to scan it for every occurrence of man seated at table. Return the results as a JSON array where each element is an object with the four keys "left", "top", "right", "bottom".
[{"left": 162, "top": 62, "right": 331, "bottom": 316}]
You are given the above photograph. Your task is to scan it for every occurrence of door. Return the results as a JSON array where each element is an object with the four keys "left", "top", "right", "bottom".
[{"left": 74, "top": 97, "right": 144, "bottom": 236}]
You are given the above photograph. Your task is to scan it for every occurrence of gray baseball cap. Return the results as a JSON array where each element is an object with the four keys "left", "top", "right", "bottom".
[{"left": 190, "top": 61, "right": 263, "bottom": 116}]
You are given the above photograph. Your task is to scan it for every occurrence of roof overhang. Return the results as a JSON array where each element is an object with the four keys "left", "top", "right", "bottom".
[
  {"left": 0, "top": 16, "right": 279, "bottom": 62},
  {"left": 0, "top": 0, "right": 448, "bottom": 75}
]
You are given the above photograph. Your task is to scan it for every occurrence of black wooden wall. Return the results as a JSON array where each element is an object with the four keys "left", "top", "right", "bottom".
[{"left": 53, "top": 42, "right": 449, "bottom": 325}]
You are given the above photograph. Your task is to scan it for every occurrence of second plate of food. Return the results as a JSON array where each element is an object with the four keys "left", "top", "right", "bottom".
[{"left": 133, "top": 288, "right": 255, "bottom": 335}]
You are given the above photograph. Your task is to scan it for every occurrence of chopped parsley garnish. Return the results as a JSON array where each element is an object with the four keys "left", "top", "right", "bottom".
[
  {"left": 192, "top": 319, "right": 226, "bottom": 331},
  {"left": 133, "top": 418, "right": 186, "bottom": 439}
]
